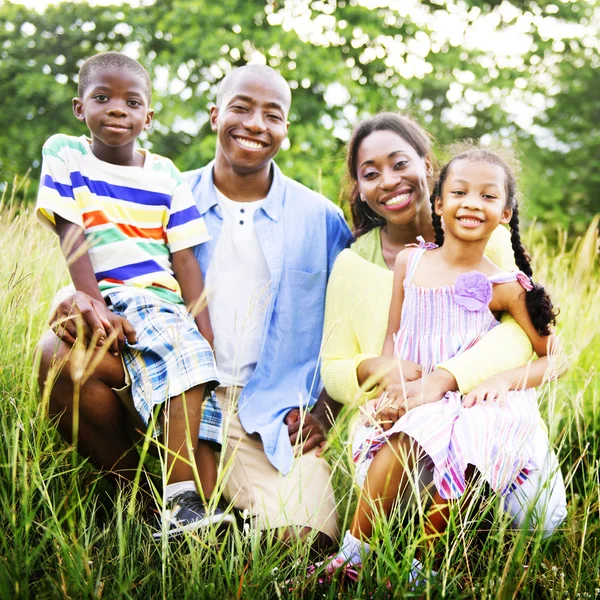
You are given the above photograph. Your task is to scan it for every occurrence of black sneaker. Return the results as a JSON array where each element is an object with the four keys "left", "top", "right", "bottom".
[{"left": 152, "top": 490, "right": 235, "bottom": 539}]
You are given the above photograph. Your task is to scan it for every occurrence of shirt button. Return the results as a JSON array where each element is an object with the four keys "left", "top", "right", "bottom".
[
  {"left": 240, "top": 208, "right": 245, "bottom": 213},
  {"left": 239, "top": 220, "right": 244, "bottom": 225}
]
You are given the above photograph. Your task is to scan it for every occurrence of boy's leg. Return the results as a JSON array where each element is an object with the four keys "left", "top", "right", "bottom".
[
  {"left": 163, "top": 385, "right": 206, "bottom": 485},
  {"left": 37, "top": 330, "right": 140, "bottom": 486},
  {"left": 157, "top": 385, "right": 233, "bottom": 537},
  {"left": 194, "top": 441, "right": 217, "bottom": 499}
]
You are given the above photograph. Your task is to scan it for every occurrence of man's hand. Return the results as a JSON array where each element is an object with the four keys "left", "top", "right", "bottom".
[
  {"left": 285, "top": 408, "right": 327, "bottom": 456},
  {"left": 50, "top": 291, "right": 136, "bottom": 355},
  {"left": 462, "top": 374, "right": 511, "bottom": 408}
]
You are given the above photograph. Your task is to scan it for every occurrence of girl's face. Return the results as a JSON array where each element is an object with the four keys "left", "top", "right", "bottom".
[
  {"left": 355, "top": 130, "right": 432, "bottom": 227},
  {"left": 435, "top": 159, "right": 513, "bottom": 241}
]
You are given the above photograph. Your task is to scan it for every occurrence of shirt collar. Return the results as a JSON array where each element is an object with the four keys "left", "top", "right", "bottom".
[{"left": 195, "top": 160, "right": 284, "bottom": 223}]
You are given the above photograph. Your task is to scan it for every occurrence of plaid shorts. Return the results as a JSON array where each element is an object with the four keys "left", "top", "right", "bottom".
[{"left": 106, "top": 288, "right": 222, "bottom": 446}]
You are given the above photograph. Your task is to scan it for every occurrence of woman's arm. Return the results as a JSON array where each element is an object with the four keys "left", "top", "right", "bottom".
[{"left": 462, "top": 282, "right": 567, "bottom": 406}]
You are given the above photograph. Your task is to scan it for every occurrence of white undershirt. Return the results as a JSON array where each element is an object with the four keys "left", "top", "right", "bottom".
[{"left": 204, "top": 188, "right": 271, "bottom": 387}]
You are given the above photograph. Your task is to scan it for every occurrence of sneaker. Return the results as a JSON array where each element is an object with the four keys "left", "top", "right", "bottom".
[
  {"left": 152, "top": 491, "right": 235, "bottom": 539},
  {"left": 408, "top": 557, "right": 437, "bottom": 589}
]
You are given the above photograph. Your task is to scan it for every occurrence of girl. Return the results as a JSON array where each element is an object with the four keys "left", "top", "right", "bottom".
[{"left": 326, "top": 147, "right": 564, "bottom": 582}]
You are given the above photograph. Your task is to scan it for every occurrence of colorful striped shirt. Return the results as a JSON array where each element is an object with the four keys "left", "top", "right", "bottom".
[{"left": 36, "top": 134, "right": 210, "bottom": 304}]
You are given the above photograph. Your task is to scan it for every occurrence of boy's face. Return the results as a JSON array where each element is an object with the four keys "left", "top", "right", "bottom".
[
  {"left": 210, "top": 72, "right": 290, "bottom": 175},
  {"left": 73, "top": 68, "right": 153, "bottom": 154}
]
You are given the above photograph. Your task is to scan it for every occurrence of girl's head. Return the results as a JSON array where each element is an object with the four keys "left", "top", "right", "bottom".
[
  {"left": 346, "top": 113, "right": 434, "bottom": 237},
  {"left": 431, "top": 147, "right": 557, "bottom": 336}
]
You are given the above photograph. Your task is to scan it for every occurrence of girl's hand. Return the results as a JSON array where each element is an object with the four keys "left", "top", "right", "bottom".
[{"left": 462, "top": 374, "right": 511, "bottom": 408}]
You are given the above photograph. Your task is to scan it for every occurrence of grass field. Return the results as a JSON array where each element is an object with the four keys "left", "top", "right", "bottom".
[{"left": 0, "top": 192, "right": 598, "bottom": 598}]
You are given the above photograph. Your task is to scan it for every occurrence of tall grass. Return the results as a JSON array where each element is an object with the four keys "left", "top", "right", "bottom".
[{"left": 0, "top": 198, "right": 598, "bottom": 598}]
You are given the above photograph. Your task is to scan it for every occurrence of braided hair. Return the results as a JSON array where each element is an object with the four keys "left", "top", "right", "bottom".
[
  {"left": 345, "top": 113, "right": 433, "bottom": 238},
  {"left": 430, "top": 148, "right": 558, "bottom": 336}
]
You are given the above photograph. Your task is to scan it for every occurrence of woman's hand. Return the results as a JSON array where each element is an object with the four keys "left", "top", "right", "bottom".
[
  {"left": 377, "top": 368, "right": 458, "bottom": 430},
  {"left": 462, "top": 374, "right": 511, "bottom": 408},
  {"left": 357, "top": 356, "right": 422, "bottom": 391}
]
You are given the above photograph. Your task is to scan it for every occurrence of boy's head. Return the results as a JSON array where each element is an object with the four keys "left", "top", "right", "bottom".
[
  {"left": 78, "top": 52, "right": 152, "bottom": 103},
  {"left": 73, "top": 52, "right": 154, "bottom": 161},
  {"left": 211, "top": 65, "right": 291, "bottom": 175}
]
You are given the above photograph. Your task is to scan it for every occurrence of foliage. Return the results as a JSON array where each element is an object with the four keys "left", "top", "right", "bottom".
[
  {"left": 0, "top": 0, "right": 598, "bottom": 229},
  {"left": 0, "top": 198, "right": 599, "bottom": 597}
]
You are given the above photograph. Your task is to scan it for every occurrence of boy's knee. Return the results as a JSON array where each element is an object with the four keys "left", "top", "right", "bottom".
[{"left": 36, "top": 330, "right": 69, "bottom": 387}]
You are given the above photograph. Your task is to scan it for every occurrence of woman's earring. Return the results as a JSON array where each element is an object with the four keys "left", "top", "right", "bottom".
[{"left": 360, "top": 193, "right": 366, "bottom": 202}]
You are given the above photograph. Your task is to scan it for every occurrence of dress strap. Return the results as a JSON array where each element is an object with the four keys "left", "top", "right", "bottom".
[
  {"left": 488, "top": 270, "right": 533, "bottom": 291},
  {"left": 405, "top": 236, "right": 437, "bottom": 283}
]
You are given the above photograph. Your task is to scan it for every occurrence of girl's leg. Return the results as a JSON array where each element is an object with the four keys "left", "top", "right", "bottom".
[{"left": 350, "top": 432, "right": 421, "bottom": 539}]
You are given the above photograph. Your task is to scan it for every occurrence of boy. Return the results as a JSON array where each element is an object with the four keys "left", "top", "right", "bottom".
[{"left": 36, "top": 51, "right": 233, "bottom": 536}]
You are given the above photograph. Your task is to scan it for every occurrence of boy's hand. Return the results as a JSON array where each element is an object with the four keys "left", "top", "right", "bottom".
[
  {"left": 50, "top": 291, "right": 108, "bottom": 346},
  {"left": 50, "top": 291, "right": 136, "bottom": 354},
  {"left": 96, "top": 303, "right": 137, "bottom": 355},
  {"left": 462, "top": 375, "right": 511, "bottom": 408}
]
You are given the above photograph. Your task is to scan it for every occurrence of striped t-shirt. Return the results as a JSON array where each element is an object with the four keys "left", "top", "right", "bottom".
[{"left": 36, "top": 134, "right": 210, "bottom": 304}]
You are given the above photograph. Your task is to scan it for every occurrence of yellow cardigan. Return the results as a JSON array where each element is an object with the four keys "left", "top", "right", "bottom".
[{"left": 321, "top": 226, "right": 534, "bottom": 405}]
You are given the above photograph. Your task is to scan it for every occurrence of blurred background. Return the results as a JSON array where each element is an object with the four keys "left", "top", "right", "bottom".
[{"left": 1, "top": 0, "right": 598, "bottom": 234}]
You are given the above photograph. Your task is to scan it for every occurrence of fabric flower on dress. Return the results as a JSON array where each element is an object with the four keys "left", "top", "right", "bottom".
[{"left": 453, "top": 271, "right": 492, "bottom": 312}]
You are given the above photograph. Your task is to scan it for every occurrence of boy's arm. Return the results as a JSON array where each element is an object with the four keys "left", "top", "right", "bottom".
[
  {"left": 171, "top": 247, "right": 214, "bottom": 347},
  {"left": 55, "top": 215, "right": 136, "bottom": 354}
]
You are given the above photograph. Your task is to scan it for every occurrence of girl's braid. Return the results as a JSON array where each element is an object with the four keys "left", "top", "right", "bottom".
[
  {"left": 508, "top": 203, "right": 558, "bottom": 336},
  {"left": 508, "top": 205, "right": 533, "bottom": 278},
  {"left": 430, "top": 187, "right": 445, "bottom": 247}
]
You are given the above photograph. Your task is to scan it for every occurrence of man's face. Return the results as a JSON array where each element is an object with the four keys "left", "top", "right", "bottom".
[{"left": 210, "top": 73, "right": 290, "bottom": 175}]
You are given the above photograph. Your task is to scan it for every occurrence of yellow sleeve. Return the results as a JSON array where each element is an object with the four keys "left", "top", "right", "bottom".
[
  {"left": 321, "top": 251, "right": 363, "bottom": 404},
  {"left": 439, "top": 225, "right": 533, "bottom": 393},
  {"left": 321, "top": 251, "right": 385, "bottom": 405}
]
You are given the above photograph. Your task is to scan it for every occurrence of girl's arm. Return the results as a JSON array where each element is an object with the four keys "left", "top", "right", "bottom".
[
  {"left": 54, "top": 215, "right": 136, "bottom": 354},
  {"left": 171, "top": 247, "right": 214, "bottom": 347},
  {"left": 463, "top": 281, "right": 567, "bottom": 407},
  {"left": 381, "top": 249, "right": 409, "bottom": 356}
]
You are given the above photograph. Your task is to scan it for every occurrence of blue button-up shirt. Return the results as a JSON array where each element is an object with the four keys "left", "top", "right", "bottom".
[{"left": 185, "top": 161, "right": 352, "bottom": 474}]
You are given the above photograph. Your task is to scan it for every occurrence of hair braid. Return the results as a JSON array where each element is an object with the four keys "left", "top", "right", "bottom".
[
  {"left": 430, "top": 187, "right": 445, "bottom": 246},
  {"left": 508, "top": 205, "right": 533, "bottom": 278},
  {"left": 508, "top": 204, "right": 558, "bottom": 336}
]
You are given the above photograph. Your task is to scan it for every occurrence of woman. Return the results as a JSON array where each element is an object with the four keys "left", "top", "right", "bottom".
[{"left": 321, "top": 113, "right": 566, "bottom": 537}]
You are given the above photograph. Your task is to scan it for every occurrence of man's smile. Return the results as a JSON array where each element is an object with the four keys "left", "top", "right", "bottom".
[{"left": 232, "top": 135, "right": 268, "bottom": 150}]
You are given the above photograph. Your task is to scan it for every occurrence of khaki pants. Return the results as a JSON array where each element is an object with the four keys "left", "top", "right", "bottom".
[{"left": 216, "top": 387, "right": 339, "bottom": 541}]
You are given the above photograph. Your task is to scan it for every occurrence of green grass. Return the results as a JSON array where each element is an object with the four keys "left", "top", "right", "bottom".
[{"left": 0, "top": 196, "right": 599, "bottom": 599}]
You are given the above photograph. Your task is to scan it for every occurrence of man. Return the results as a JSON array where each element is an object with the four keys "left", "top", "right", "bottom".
[{"left": 37, "top": 64, "right": 352, "bottom": 545}]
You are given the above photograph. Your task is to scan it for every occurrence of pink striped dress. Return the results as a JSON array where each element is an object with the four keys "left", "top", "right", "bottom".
[{"left": 353, "top": 246, "right": 539, "bottom": 499}]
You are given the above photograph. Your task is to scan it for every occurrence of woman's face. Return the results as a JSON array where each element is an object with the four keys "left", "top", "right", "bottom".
[{"left": 355, "top": 129, "right": 432, "bottom": 227}]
